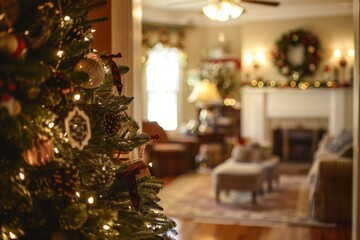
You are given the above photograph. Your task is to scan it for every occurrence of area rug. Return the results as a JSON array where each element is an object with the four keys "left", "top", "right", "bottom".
[{"left": 159, "top": 173, "right": 335, "bottom": 227}]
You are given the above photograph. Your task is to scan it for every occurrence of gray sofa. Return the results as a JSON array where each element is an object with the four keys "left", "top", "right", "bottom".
[{"left": 307, "top": 131, "right": 353, "bottom": 222}]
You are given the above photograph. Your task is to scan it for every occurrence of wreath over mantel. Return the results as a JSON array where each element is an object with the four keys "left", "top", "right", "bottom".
[{"left": 273, "top": 29, "right": 321, "bottom": 80}]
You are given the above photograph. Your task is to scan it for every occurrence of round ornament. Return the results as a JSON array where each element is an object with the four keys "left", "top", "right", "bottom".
[
  {"left": 0, "top": 33, "right": 27, "bottom": 59},
  {"left": 273, "top": 29, "right": 321, "bottom": 79},
  {"left": 86, "top": 52, "right": 102, "bottom": 62},
  {"left": 22, "top": 137, "right": 54, "bottom": 166},
  {"left": 0, "top": 97, "right": 21, "bottom": 116},
  {"left": 74, "top": 58, "right": 104, "bottom": 89}
]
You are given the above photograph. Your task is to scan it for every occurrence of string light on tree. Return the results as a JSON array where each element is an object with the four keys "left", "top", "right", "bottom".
[
  {"left": 87, "top": 196, "right": 94, "bottom": 204},
  {"left": 0, "top": 0, "right": 176, "bottom": 238}
]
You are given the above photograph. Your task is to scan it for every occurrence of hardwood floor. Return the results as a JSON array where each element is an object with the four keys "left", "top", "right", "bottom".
[
  {"left": 160, "top": 175, "right": 352, "bottom": 240},
  {"left": 173, "top": 218, "right": 352, "bottom": 240}
]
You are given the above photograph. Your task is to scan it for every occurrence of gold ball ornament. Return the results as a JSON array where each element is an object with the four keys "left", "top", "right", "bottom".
[
  {"left": 0, "top": 33, "right": 27, "bottom": 59},
  {"left": 86, "top": 52, "right": 102, "bottom": 62},
  {"left": 74, "top": 58, "right": 105, "bottom": 89}
]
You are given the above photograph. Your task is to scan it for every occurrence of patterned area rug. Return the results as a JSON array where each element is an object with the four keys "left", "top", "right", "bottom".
[{"left": 159, "top": 173, "right": 335, "bottom": 227}]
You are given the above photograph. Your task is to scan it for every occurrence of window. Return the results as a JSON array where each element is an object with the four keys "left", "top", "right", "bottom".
[{"left": 146, "top": 43, "right": 180, "bottom": 131}]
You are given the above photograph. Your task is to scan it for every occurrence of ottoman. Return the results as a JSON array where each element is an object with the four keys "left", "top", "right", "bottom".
[
  {"left": 261, "top": 156, "right": 280, "bottom": 191},
  {"left": 212, "top": 161, "right": 265, "bottom": 205}
]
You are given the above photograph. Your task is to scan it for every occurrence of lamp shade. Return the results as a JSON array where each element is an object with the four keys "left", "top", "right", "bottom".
[{"left": 188, "top": 80, "right": 222, "bottom": 104}]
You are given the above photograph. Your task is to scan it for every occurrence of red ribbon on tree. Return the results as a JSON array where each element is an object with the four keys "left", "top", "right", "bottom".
[
  {"left": 101, "top": 53, "right": 123, "bottom": 95},
  {"left": 116, "top": 161, "right": 150, "bottom": 211}
]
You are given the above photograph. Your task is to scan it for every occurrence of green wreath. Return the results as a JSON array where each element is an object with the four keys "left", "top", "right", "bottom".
[{"left": 273, "top": 29, "right": 321, "bottom": 79}]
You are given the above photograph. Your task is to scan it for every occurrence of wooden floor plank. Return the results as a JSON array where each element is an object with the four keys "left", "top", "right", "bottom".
[
  {"left": 162, "top": 176, "right": 351, "bottom": 240},
  {"left": 173, "top": 218, "right": 352, "bottom": 240}
]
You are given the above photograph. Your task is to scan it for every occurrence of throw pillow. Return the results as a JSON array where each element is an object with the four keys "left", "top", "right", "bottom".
[
  {"left": 231, "top": 144, "right": 262, "bottom": 162},
  {"left": 328, "top": 130, "right": 353, "bottom": 153}
]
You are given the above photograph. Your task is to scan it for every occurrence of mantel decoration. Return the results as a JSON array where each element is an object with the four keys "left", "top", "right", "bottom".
[
  {"left": 273, "top": 29, "right": 321, "bottom": 80},
  {"left": 243, "top": 78, "right": 338, "bottom": 90}
]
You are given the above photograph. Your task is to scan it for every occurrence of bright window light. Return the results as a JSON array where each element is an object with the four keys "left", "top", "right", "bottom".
[{"left": 146, "top": 44, "right": 180, "bottom": 131}]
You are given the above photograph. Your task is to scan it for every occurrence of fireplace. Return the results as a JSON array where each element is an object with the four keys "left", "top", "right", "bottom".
[
  {"left": 273, "top": 128, "right": 327, "bottom": 163},
  {"left": 241, "top": 87, "right": 353, "bottom": 163}
]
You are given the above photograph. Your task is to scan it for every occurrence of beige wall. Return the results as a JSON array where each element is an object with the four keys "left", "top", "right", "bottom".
[
  {"left": 181, "top": 15, "right": 354, "bottom": 125},
  {"left": 182, "top": 25, "right": 243, "bottom": 125},
  {"left": 241, "top": 15, "right": 354, "bottom": 83}
]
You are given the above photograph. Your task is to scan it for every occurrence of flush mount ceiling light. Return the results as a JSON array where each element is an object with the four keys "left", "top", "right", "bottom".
[
  {"left": 202, "top": 1, "right": 245, "bottom": 22},
  {"left": 166, "top": 0, "right": 280, "bottom": 22}
]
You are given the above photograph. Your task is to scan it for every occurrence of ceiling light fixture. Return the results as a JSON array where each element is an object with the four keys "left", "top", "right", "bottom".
[{"left": 202, "top": 0, "right": 245, "bottom": 22}]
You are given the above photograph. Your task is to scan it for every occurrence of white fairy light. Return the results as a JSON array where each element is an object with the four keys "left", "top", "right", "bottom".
[
  {"left": 88, "top": 196, "right": 94, "bottom": 204},
  {"left": 64, "top": 16, "right": 71, "bottom": 21},
  {"left": 54, "top": 147, "right": 59, "bottom": 154},
  {"left": 75, "top": 192, "right": 80, "bottom": 198},
  {"left": 19, "top": 172, "right": 25, "bottom": 181},
  {"left": 57, "top": 50, "right": 64, "bottom": 57},
  {"left": 91, "top": 29, "right": 96, "bottom": 33},
  {"left": 9, "top": 232, "right": 18, "bottom": 239},
  {"left": 73, "top": 93, "right": 81, "bottom": 101},
  {"left": 103, "top": 225, "right": 110, "bottom": 230},
  {"left": 48, "top": 122, "right": 55, "bottom": 128}
]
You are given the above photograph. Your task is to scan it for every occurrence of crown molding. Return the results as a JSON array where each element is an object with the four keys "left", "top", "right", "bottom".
[{"left": 142, "top": 2, "right": 353, "bottom": 26}]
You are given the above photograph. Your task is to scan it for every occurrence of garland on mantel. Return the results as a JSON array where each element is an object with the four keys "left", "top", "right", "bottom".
[{"left": 243, "top": 79, "right": 352, "bottom": 90}]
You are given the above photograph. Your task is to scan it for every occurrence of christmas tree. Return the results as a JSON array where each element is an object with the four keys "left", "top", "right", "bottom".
[{"left": 0, "top": 0, "right": 176, "bottom": 239}]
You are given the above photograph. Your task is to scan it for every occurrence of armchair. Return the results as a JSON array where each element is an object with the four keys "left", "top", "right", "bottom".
[{"left": 142, "top": 121, "right": 199, "bottom": 176}]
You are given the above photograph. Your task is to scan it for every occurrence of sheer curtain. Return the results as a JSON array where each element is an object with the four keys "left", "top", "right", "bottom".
[
  {"left": 146, "top": 43, "right": 180, "bottom": 130},
  {"left": 142, "top": 25, "right": 186, "bottom": 131}
]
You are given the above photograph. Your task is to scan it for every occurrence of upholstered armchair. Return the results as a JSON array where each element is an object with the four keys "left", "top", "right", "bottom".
[{"left": 142, "top": 121, "right": 199, "bottom": 176}]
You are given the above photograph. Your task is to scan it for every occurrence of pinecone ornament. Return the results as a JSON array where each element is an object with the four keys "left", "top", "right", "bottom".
[
  {"left": 54, "top": 163, "right": 80, "bottom": 198},
  {"left": 103, "top": 112, "right": 121, "bottom": 137}
]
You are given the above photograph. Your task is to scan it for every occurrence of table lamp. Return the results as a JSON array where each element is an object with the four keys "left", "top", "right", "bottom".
[{"left": 188, "top": 80, "right": 222, "bottom": 133}]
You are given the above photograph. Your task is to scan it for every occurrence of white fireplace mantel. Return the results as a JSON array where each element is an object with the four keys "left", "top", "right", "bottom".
[{"left": 241, "top": 87, "right": 353, "bottom": 142}]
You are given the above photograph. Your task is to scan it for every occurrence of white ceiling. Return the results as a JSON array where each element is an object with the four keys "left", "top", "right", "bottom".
[{"left": 142, "top": 0, "right": 353, "bottom": 26}]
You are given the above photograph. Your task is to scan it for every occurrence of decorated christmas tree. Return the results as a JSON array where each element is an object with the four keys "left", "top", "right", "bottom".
[{"left": 0, "top": 0, "right": 176, "bottom": 239}]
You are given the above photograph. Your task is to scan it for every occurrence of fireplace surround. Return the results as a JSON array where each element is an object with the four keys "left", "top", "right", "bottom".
[
  {"left": 273, "top": 127, "right": 327, "bottom": 163},
  {"left": 241, "top": 87, "right": 353, "bottom": 162}
]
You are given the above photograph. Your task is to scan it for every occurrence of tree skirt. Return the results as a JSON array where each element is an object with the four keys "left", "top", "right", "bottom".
[{"left": 159, "top": 173, "right": 335, "bottom": 227}]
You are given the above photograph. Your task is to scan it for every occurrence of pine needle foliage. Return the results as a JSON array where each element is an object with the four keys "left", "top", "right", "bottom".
[{"left": 0, "top": 0, "right": 176, "bottom": 239}]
